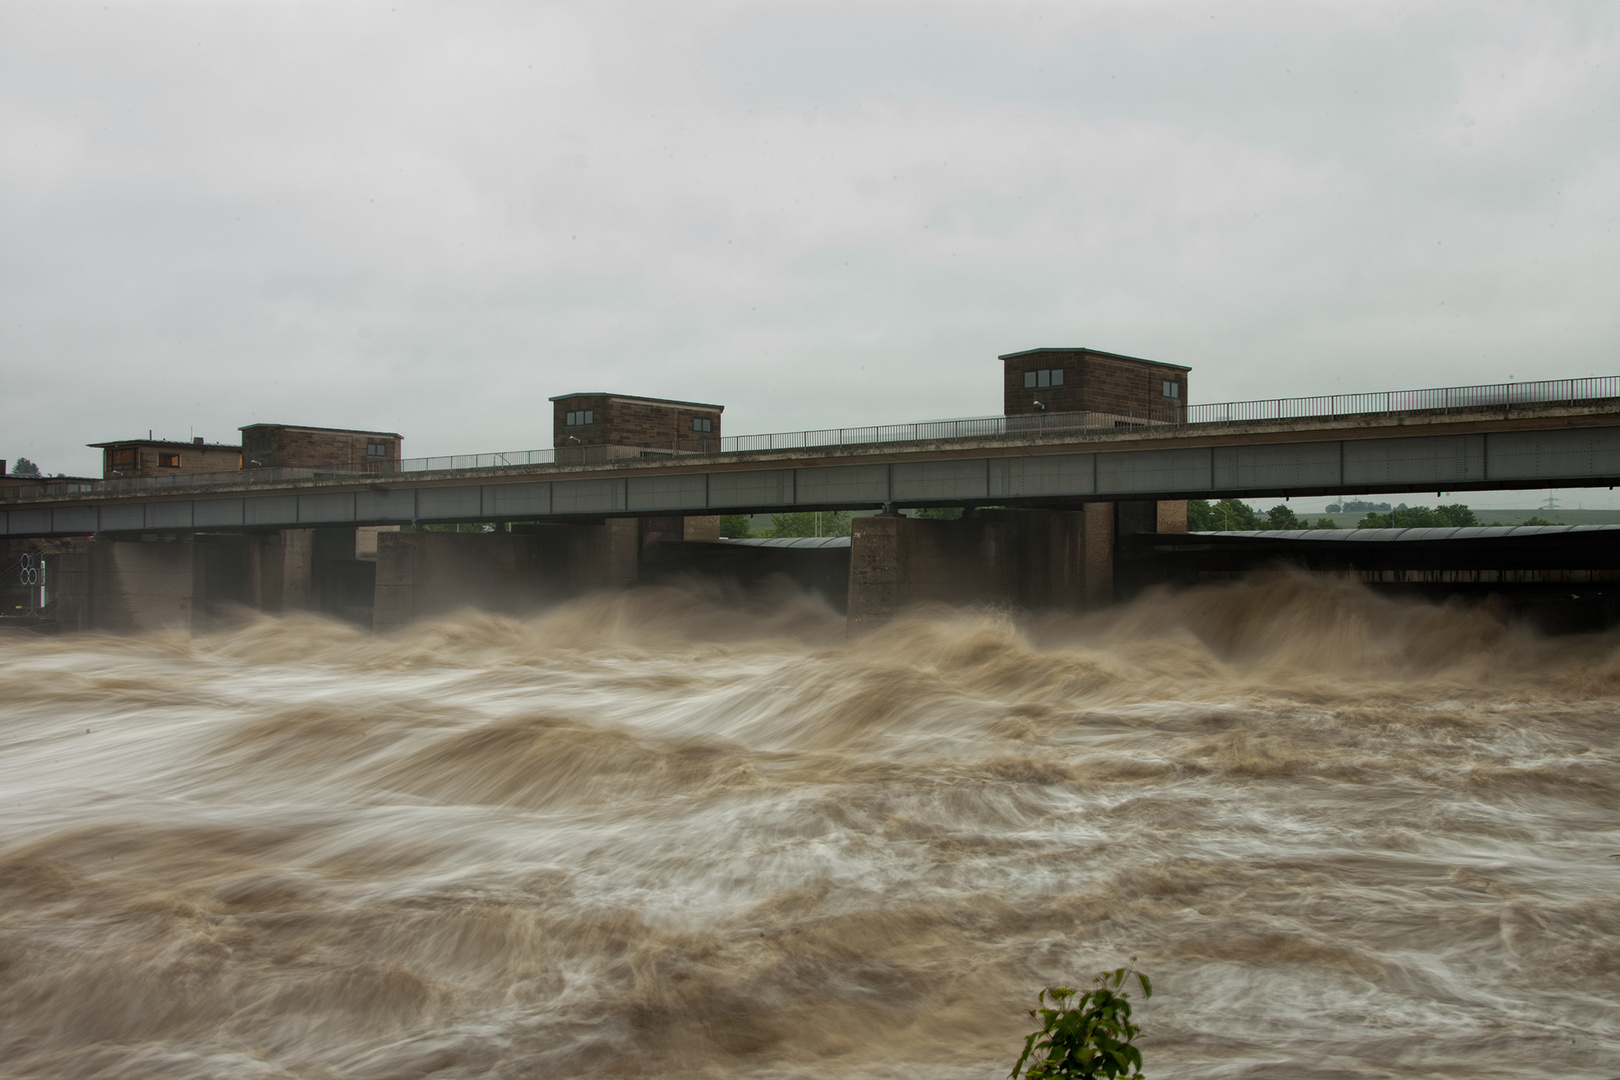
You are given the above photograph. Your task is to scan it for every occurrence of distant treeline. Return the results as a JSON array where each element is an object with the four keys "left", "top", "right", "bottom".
[
  {"left": 1188, "top": 500, "right": 1501, "bottom": 531},
  {"left": 720, "top": 512, "right": 853, "bottom": 539},
  {"left": 721, "top": 501, "right": 1561, "bottom": 539}
]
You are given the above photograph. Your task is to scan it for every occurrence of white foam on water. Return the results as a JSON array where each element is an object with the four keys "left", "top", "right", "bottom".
[{"left": 1, "top": 575, "right": 1618, "bottom": 1078}]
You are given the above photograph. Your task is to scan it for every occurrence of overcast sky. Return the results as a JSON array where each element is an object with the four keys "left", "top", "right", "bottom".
[{"left": 3, "top": 0, "right": 1617, "bottom": 481}]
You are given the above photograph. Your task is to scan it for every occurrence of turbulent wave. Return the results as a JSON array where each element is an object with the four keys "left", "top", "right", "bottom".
[{"left": 1, "top": 575, "right": 1617, "bottom": 1078}]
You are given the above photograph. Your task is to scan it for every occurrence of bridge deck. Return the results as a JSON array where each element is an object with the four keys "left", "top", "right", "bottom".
[{"left": 8, "top": 400, "right": 1620, "bottom": 538}]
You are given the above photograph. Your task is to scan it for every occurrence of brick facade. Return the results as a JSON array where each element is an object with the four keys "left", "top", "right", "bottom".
[
  {"left": 89, "top": 438, "right": 242, "bottom": 480},
  {"left": 240, "top": 424, "right": 402, "bottom": 472},
  {"left": 550, "top": 393, "right": 723, "bottom": 455},
  {"left": 1000, "top": 348, "right": 1189, "bottom": 422}
]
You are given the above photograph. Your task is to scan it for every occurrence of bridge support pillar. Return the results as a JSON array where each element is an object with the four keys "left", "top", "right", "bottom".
[
  {"left": 847, "top": 507, "right": 1118, "bottom": 633},
  {"left": 682, "top": 515, "right": 721, "bottom": 542},
  {"left": 52, "top": 538, "right": 208, "bottom": 633},
  {"left": 372, "top": 519, "right": 638, "bottom": 632},
  {"left": 1157, "top": 499, "right": 1189, "bottom": 534},
  {"left": 246, "top": 529, "right": 313, "bottom": 614}
]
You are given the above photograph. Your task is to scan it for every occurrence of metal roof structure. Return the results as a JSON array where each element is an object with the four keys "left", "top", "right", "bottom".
[
  {"left": 997, "top": 346, "right": 1191, "bottom": 372},
  {"left": 713, "top": 536, "right": 851, "bottom": 549},
  {"left": 237, "top": 424, "right": 402, "bottom": 437},
  {"left": 1197, "top": 524, "right": 1620, "bottom": 542},
  {"left": 547, "top": 392, "right": 724, "bottom": 410},
  {"left": 88, "top": 438, "right": 240, "bottom": 450}
]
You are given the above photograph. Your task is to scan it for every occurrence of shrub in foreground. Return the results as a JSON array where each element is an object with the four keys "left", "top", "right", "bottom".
[{"left": 1010, "top": 965, "right": 1152, "bottom": 1080}]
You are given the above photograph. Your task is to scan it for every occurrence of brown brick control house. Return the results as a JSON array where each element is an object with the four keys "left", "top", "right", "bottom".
[
  {"left": 89, "top": 437, "right": 242, "bottom": 479},
  {"left": 240, "top": 424, "right": 403, "bottom": 472},
  {"left": 550, "top": 393, "right": 723, "bottom": 462},
  {"left": 1001, "top": 347, "right": 1189, "bottom": 423}
]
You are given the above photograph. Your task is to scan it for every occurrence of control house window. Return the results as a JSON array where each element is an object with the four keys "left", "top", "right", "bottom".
[
  {"left": 565, "top": 410, "right": 594, "bottom": 426},
  {"left": 366, "top": 442, "right": 388, "bottom": 457},
  {"left": 1023, "top": 368, "right": 1065, "bottom": 389},
  {"left": 248, "top": 437, "right": 272, "bottom": 453},
  {"left": 691, "top": 417, "right": 712, "bottom": 433},
  {"left": 109, "top": 448, "right": 137, "bottom": 470},
  {"left": 158, "top": 453, "right": 181, "bottom": 468},
  {"left": 1162, "top": 380, "right": 1180, "bottom": 399}
]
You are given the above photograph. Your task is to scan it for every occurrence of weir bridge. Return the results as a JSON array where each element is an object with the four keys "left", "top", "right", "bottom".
[
  {"left": 8, "top": 377, "right": 1620, "bottom": 538},
  {"left": 7, "top": 375, "right": 1620, "bottom": 633}
]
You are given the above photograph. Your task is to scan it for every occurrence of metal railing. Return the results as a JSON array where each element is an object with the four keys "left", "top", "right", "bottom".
[{"left": 9, "top": 373, "right": 1619, "bottom": 500}]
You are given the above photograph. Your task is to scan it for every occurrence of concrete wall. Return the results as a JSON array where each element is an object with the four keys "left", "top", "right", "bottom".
[
  {"left": 373, "top": 519, "right": 638, "bottom": 631},
  {"left": 52, "top": 538, "right": 207, "bottom": 632},
  {"left": 640, "top": 540, "right": 852, "bottom": 611},
  {"left": 2, "top": 538, "right": 50, "bottom": 617},
  {"left": 681, "top": 516, "right": 721, "bottom": 542},
  {"left": 245, "top": 529, "right": 312, "bottom": 614},
  {"left": 355, "top": 525, "right": 398, "bottom": 560},
  {"left": 979, "top": 508, "right": 1090, "bottom": 609},
  {"left": 848, "top": 507, "right": 1116, "bottom": 633}
]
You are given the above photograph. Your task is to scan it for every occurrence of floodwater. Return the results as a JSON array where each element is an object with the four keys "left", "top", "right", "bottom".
[{"left": 1, "top": 575, "right": 1617, "bottom": 1079}]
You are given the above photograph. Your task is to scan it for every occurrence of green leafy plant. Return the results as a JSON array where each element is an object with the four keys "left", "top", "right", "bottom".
[
  {"left": 718, "top": 513, "right": 753, "bottom": 538},
  {"left": 764, "top": 510, "right": 851, "bottom": 537},
  {"left": 1010, "top": 965, "right": 1152, "bottom": 1080}
]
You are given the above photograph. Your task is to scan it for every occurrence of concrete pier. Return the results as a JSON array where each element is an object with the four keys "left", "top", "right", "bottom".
[
  {"left": 54, "top": 538, "right": 210, "bottom": 632},
  {"left": 372, "top": 520, "right": 638, "bottom": 632},
  {"left": 847, "top": 506, "right": 1121, "bottom": 633}
]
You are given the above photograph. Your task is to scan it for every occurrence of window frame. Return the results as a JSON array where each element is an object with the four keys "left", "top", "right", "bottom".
[
  {"left": 157, "top": 452, "right": 181, "bottom": 469},
  {"left": 1023, "top": 368, "right": 1065, "bottom": 390},
  {"left": 691, "top": 417, "right": 713, "bottom": 433},
  {"left": 365, "top": 441, "right": 388, "bottom": 457},
  {"left": 565, "top": 410, "right": 594, "bottom": 427}
]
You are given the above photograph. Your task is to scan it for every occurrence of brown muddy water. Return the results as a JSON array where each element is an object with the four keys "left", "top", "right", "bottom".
[{"left": 1, "top": 575, "right": 1617, "bottom": 1079}]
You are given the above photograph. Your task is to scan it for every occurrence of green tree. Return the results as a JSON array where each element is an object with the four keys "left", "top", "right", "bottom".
[
  {"left": 1211, "top": 498, "right": 1260, "bottom": 531},
  {"left": 1360, "top": 503, "right": 1425, "bottom": 528},
  {"left": 766, "top": 510, "right": 851, "bottom": 538},
  {"left": 718, "top": 514, "right": 753, "bottom": 538},
  {"left": 1312, "top": 517, "right": 1339, "bottom": 529},
  {"left": 1356, "top": 502, "right": 1477, "bottom": 529},
  {"left": 1010, "top": 966, "right": 1153, "bottom": 1080},
  {"left": 10, "top": 457, "right": 41, "bottom": 477},
  {"left": 1263, "top": 504, "right": 1302, "bottom": 530},
  {"left": 1520, "top": 516, "right": 1560, "bottom": 526},
  {"left": 914, "top": 507, "right": 964, "bottom": 520},
  {"left": 1188, "top": 498, "right": 1260, "bottom": 531},
  {"left": 1434, "top": 503, "right": 1478, "bottom": 527}
]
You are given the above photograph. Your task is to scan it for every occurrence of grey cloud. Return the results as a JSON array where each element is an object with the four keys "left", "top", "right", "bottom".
[{"left": 0, "top": 0, "right": 1616, "bottom": 477}]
